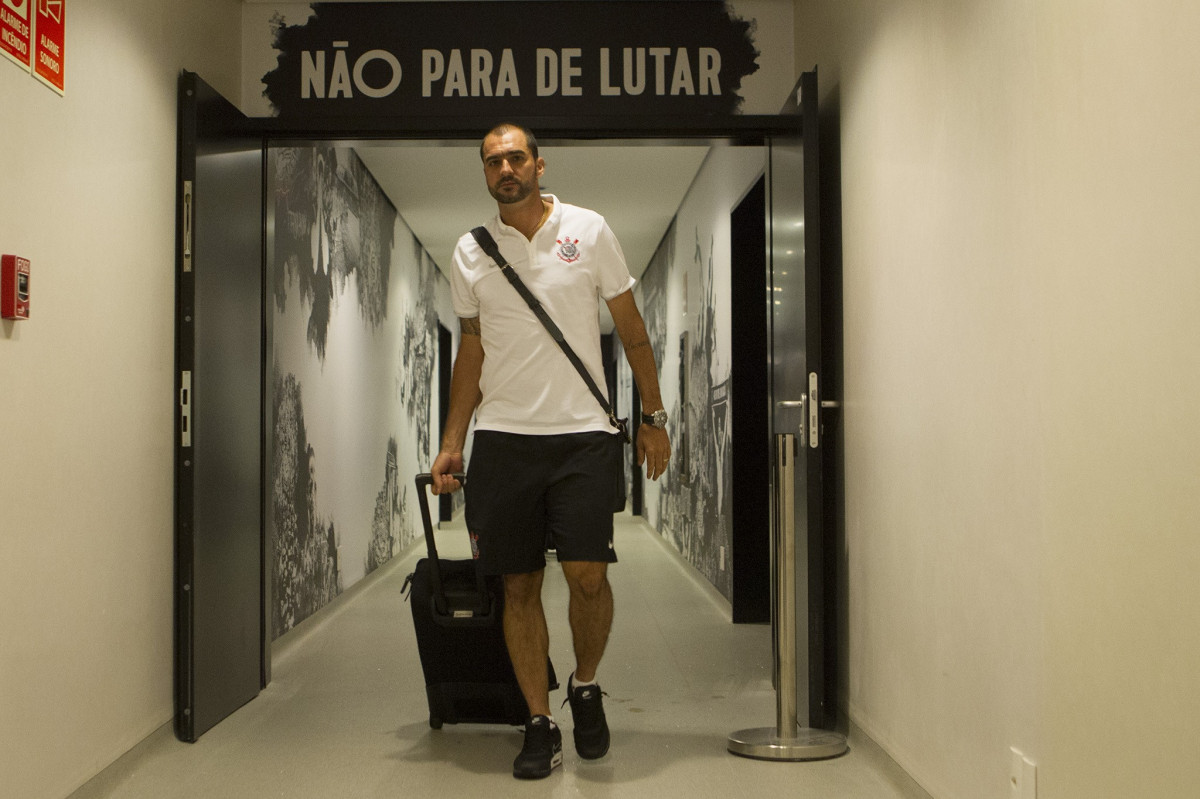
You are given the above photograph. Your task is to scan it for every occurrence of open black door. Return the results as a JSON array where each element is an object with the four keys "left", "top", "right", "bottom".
[
  {"left": 767, "top": 69, "right": 837, "bottom": 732},
  {"left": 175, "top": 71, "right": 267, "bottom": 742}
]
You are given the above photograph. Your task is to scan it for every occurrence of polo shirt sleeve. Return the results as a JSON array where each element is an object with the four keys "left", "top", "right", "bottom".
[
  {"left": 449, "top": 236, "right": 480, "bottom": 318},
  {"left": 595, "top": 220, "right": 636, "bottom": 301}
]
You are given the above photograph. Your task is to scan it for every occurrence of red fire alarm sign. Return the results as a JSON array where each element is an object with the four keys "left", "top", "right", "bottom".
[
  {"left": 33, "top": 0, "right": 64, "bottom": 95},
  {"left": 2, "top": 255, "right": 30, "bottom": 319}
]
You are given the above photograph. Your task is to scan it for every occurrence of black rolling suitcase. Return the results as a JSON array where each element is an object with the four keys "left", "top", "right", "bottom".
[{"left": 406, "top": 473, "right": 557, "bottom": 729}]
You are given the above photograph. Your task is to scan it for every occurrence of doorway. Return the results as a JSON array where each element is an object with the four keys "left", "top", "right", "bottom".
[
  {"left": 175, "top": 70, "right": 828, "bottom": 741},
  {"left": 729, "top": 175, "right": 770, "bottom": 623}
]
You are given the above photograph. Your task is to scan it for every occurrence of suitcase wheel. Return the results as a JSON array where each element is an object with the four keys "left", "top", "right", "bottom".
[{"left": 429, "top": 714, "right": 443, "bottom": 730}]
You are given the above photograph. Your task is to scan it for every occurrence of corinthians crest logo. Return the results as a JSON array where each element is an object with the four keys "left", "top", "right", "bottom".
[{"left": 556, "top": 237, "right": 581, "bottom": 263}]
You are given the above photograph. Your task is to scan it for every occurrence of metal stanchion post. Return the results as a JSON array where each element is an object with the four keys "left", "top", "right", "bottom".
[{"left": 728, "top": 433, "right": 847, "bottom": 761}]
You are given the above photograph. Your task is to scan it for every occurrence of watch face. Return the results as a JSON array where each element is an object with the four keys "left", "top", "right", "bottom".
[{"left": 647, "top": 409, "right": 668, "bottom": 428}]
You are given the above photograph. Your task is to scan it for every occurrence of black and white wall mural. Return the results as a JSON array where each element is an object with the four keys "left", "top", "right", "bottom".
[
  {"left": 632, "top": 147, "right": 765, "bottom": 602},
  {"left": 268, "top": 145, "right": 445, "bottom": 637}
]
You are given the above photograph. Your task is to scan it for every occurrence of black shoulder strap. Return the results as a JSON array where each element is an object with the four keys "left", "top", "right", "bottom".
[{"left": 470, "top": 226, "right": 629, "bottom": 442}]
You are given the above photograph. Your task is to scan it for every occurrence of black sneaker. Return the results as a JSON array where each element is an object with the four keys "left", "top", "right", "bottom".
[
  {"left": 564, "top": 674, "right": 610, "bottom": 759},
  {"left": 513, "top": 715, "right": 563, "bottom": 779}
]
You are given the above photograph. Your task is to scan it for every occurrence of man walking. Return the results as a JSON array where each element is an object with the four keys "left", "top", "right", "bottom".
[{"left": 430, "top": 123, "right": 670, "bottom": 779}]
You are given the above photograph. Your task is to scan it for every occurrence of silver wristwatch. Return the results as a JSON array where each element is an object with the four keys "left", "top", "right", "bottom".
[{"left": 641, "top": 409, "right": 668, "bottom": 429}]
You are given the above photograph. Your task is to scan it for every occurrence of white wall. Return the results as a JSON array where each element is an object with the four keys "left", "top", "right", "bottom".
[
  {"left": 794, "top": 1, "right": 1200, "bottom": 797},
  {"left": 0, "top": 2, "right": 243, "bottom": 798}
]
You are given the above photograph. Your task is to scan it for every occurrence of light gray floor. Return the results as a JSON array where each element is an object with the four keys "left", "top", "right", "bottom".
[{"left": 72, "top": 513, "right": 931, "bottom": 799}]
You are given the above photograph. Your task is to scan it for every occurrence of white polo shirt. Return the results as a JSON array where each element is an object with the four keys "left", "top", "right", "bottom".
[{"left": 450, "top": 195, "right": 636, "bottom": 436}]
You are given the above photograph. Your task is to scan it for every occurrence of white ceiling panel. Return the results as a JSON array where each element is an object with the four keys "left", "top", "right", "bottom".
[{"left": 355, "top": 143, "right": 711, "bottom": 281}]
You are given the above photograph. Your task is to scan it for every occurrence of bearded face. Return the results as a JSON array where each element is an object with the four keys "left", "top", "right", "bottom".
[{"left": 482, "top": 130, "right": 544, "bottom": 205}]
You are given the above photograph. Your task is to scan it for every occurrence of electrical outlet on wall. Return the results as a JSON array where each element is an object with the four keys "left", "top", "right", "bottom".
[{"left": 1010, "top": 747, "right": 1037, "bottom": 799}]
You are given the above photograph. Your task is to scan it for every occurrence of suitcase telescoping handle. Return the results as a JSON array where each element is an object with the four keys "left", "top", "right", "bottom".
[
  {"left": 413, "top": 472, "right": 465, "bottom": 563},
  {"left": 414, "top": 473, "right": 492, "bottom": 620}
]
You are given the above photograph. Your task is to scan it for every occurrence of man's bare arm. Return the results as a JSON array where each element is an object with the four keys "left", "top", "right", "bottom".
[{"left": 606, "top": 290, "right": 671, "bottom": 480}]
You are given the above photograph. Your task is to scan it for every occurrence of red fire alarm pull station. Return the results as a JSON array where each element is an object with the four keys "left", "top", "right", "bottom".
[{"left": 2, "top": 255, "right": 31, "bottom": 319}]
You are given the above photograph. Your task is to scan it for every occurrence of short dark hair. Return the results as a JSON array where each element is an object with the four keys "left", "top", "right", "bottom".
[{"left": 480, "top": 123, "right": 539, "bottom": 161}]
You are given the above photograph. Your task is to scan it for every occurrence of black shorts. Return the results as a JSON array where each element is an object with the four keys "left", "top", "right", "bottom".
[{"left": 465, "top": 430, "right": 620, "bottom": 575}]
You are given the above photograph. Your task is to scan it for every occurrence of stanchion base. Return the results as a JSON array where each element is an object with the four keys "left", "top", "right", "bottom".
[{"left": 727, "top": 727, "right": 848, "bottom": 761}]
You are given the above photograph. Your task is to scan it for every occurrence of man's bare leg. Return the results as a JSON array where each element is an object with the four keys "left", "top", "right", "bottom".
[
  {"left": 560, "top": 560, "right": 612, "bottom": 758},
  {"left": 504, "top": 569, "right": 563, "bottom": 779},
  {"left": 502, "top": 569, "right": 551, "bottom": 717},
  {"left": 561, "top": 561, "right": 613, "bottom": 681}
]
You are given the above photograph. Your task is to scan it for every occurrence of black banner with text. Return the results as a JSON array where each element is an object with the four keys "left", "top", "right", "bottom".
[{"left": 261, "top": 1, "right": 760, "bottom": 118}]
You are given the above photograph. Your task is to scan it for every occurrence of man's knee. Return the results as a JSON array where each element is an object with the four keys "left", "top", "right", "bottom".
[
  {"left": 503, "top": 570, "right": 544, "bottom": 607},
  {"left": 563, "top": 562, "right": 609, "bottom": 599}
]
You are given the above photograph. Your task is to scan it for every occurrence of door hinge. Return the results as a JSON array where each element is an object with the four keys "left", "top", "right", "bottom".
[
  {"left": 182, "top": 181, "right": 193, "bottom": 273},
  {"left": 180, "top": 370, "right": 192, "bottom": 448},
  {"left": 808, "top": 372, "right": 820, "bottom": 448}
]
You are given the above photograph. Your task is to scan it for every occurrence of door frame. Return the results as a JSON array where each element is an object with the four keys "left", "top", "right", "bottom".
[
  {"left": 177, "top": 68, "right": 830, "bottom": 738},
  {"left": 175, "top": 72, "right": 270, "bottom": 742}
]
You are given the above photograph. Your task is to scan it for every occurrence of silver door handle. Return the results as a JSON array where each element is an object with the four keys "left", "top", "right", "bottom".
[
  {"left": 777, "top": 397, "right": 808, "bottom": 447},
  {"left": 777, "top": 392, "right": 840, "bottom": 449}
]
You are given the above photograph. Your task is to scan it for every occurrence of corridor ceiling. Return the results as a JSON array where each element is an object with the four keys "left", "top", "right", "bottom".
[{"left": 355, "top": 143, "right": 712, "bottom": 282}]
